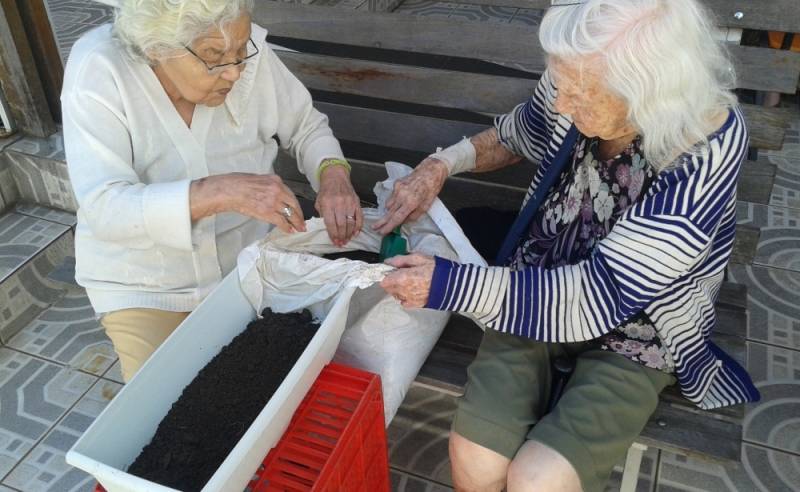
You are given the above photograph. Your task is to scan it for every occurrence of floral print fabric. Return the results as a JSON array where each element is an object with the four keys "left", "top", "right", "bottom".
[{"left": 510, "top": 135, "right": 675, "bottom": 372}]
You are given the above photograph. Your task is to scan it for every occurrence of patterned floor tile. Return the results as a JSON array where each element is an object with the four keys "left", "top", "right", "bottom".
[
  {"left": 736, "top": 202, "right": 800, "bottom": 273},
  {"left": 741, "top": 341, "right": 800, "bottom": 459},
  {"left": 5, "top": 152, "right": 78, "bottom": 213},
  {"left": 101, "top": 360, "right": 122, "bottom": 385},
  {"left": 0, "top": 214, "right": 69, "bottom": 283},
  {"left": 771, "top": 165, "right": 800, "bottom": 211},
  {"left": 0, "top": 349, "right": 96, "bottom": 478},
  {"left": 388, "top": 385, "right": 455, "bottom": 487},
  {"left": 15, "top": 205, "right": 76, "bottom": 228},
  {"left": 391, "top": 469, "right": 452, "bottom": 491},
  {"left": 0, "top": 160, "right": 18, "bottom": 216},
  {"left": 448, "top": 4, "right": 517, "bottom": 23},
  {"left": 727, "top": 264, "right": 800, "bottom": 351},
  {"left": 7, "top": 136, "right": 64, "bottom": 163},
  {"left": 656, "top": 444, "right": 799, "bottom": 492},
  {"left": 2, "top": 379, "right": 121, "bottom": 492},
  {"left": 45, "top": 0, "right": 113, "bottom": 28},
  {"left": 508, "top": 7, "right": 544, "bottom": 27},
  {"left": 0, "top": 232, "right": 74, "bottom": 344},
  {"left": 0, "top": 135, "right": 22, "bottom": 153},
  {"left": 606, "top": 447, "right": 659, "bottom": 492},
  {"left": 8, "top": 289, "right": 114, "bottom": 377},
  {"left": 52, "top": 22, "right": 99, "bottom": 64}
]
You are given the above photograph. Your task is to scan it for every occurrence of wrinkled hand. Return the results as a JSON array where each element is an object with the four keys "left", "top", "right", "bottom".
[
  {"left": 380, "top": 253, "right": 436, "bottom": 308},
  {"left": 191, "top": 173, "right": 306, "bottom": 233},
  {"left": 316, "top": 165, "right": 363, "bottom": 246},
  {"left": 372, "top": 158, "right": 448, "bottom": 235}
]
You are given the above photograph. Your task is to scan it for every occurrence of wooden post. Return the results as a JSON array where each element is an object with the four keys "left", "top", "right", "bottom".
[
  {"left": 0, "top": 0, "right": 58, "bottom": 137},
  {"left": 14, "top": 0, "right": 64, "bottom": 123}
]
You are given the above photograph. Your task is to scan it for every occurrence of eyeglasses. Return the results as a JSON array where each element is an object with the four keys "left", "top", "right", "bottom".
[{"left": 184, "top": 38, "right": 260, "bottom": 75}]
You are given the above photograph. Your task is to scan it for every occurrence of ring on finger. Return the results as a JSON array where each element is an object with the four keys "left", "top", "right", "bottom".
[
  {"left": 282, "top": 206, "right": 293, "bottom": 219},
  {"left": 346, "top": 214, "right": 356, "bottom": 221}
]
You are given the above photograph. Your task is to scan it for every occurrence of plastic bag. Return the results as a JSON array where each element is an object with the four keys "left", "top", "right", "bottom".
[{"left": 238, "top": 162, "right": 484, "bottom": 423}]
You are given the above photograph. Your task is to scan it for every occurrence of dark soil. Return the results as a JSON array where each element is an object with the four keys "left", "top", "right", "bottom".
[
  {"left": 127, "top": 309, "right": 320, "bottom": 491},
  {"left": 323, "top": 250, "right": 381, "bottom": 263}
]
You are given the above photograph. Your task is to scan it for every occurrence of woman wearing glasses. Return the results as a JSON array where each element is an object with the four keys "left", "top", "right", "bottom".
[{"left": 62, "top": 0, "right": 361, "bottom": 382}]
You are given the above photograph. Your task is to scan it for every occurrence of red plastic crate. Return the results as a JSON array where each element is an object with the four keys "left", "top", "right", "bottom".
[
  {"left": 249, "top": 363, "right": 389, "bottom": 492},
  {"left": 95, "top": 363, "right": 388, "bottom": 492}
]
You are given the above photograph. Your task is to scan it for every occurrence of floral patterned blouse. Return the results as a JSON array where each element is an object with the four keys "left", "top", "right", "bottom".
[{"left": 510, "top": 135, "right": 676, "bottom": 373}]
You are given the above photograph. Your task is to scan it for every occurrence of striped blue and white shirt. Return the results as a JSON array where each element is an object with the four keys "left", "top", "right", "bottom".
[{"left": 426, "top": 70, "right": 759, "bottom": 410}]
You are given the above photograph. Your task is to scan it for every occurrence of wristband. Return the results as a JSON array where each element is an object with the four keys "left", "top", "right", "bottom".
[
  {"left": 316, "top": 158, "right": 352, "bottom": 181},
  {"left": 429, "top": 137, "right": 477, "bottom": 176}
]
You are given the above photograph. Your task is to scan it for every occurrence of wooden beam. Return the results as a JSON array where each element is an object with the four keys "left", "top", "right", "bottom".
[
  {"left": 13, "top": 0, "right": 64, "bottom": 123},
  {"left": 0, "top": 0, "right": 56, "bottom": 137}
]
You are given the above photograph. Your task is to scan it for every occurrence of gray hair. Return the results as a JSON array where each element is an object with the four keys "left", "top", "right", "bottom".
[
  {"left": 540, "top": 0, "right": 738, "bottom": 171},
  {"left": 111, "top": 0, "right": 255, "bottom": 64}
]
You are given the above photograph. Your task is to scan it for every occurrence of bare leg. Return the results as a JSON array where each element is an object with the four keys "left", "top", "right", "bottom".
[
  {"left": 507, "top": 441, "right": 582, "bottom": 492},
  {"left": 449, "top": 431, "right": 511, "bottom": 492}
]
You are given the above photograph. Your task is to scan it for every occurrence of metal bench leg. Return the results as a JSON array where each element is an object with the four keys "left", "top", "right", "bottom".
[{"left": 620, "top": 442, "right": 647, "bottom": 492}]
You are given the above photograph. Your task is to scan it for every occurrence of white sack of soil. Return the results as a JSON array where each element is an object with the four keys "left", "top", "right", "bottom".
[{"left": 237, "top": 162, "right": 484, "bottom": 424}]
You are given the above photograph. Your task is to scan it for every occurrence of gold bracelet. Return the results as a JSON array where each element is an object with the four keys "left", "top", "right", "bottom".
[{"left": 316, "top": 158, "right": 352, "bottom": 181}]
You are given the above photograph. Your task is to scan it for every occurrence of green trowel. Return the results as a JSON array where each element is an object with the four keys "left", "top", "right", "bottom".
[{"left": 379, "top": 226, "right": 408, "bottom": 261}]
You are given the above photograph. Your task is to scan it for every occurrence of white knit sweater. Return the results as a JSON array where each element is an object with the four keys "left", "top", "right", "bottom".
[{"left": 62, "top": 23, "right": 345, "bottom": 313}]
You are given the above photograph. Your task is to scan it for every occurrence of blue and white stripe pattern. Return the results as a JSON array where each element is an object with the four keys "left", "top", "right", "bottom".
[{"left": 426, "top": 71, "right": 759, "bottom": 409}]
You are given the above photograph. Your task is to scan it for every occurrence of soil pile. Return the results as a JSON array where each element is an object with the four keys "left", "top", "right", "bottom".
[{"left": 128, "top": 309, "right": 319, "bottom": 491}]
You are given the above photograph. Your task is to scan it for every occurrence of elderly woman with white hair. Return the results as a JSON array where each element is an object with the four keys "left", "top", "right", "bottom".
[
  {"left": 378, "top": 0, "right": 760, "bottom": 490},
  {"left": 62, "top": 0, "right": 361, "bottom": 382}
]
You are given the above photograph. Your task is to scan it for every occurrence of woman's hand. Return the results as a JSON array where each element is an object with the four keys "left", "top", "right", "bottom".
[
  {"left": 380, "top": 253, "right": 436, "bottom": 308},
  {"left": 372, "top": 158, "right": 448, "bottom": 235},
  {"left": 316, "top": 164, "right": 363, "bottom": 246},
  {"left": 190, "top": 173, "right": 306, "bottom": 233}
]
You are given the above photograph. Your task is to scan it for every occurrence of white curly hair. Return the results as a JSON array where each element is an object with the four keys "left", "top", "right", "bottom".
[
  {"left": 540, "top": 0, "right": 738, "bottom": 171},
  {"left": 109, "top": 0, "right": 255, "bottom": 64}
]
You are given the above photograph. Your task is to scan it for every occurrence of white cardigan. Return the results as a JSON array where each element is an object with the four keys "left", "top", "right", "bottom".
[{"left": 62, "top": 23, "right": 345, "bottom": 313}]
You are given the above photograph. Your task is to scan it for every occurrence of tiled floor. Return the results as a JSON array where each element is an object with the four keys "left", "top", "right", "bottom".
[{"left": 0, "top": 0, "right": 794, "bottom": 490}]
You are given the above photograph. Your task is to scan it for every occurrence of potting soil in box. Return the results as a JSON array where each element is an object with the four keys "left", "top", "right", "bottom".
[
  {"left": 127, "top": 309, "right": 320, "bottom": 492},
  {"left": 323, "top": 251, "right": 381, "bottom": 263}
]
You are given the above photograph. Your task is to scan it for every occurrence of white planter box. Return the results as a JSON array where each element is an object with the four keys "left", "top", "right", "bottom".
[{"left": 66, "top": 270, "right": 355, "bottom": 492}]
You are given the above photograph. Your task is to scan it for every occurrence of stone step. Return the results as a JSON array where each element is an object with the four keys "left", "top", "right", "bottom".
[
  {"left": 0, "top": 207, "right": 76, "bottom": 345},
  {"left": 1, "top": 132, "right": 77, "bottom": 213}
]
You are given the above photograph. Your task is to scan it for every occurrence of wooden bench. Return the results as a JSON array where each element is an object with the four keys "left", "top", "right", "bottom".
[{"left": 257, "top": 1, "right": 800, "bottom": 489}]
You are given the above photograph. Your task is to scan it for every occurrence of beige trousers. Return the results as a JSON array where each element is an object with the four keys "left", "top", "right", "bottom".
[{"left": 101, "top": 308, "right": 190, "bottom": 382}]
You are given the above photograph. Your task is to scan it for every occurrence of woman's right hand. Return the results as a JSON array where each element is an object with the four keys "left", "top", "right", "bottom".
[
  {"left": 372, "top": 157, "right": 449, "bottom": 235},
  {"left": 190, "top": 173, "right": 306, "bottom": 233}
]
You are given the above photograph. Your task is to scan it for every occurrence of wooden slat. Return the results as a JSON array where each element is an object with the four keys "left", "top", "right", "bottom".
[
  {"left": 256, "top": 2, "right": 544, "bottom": 73},
  {"left": 638, "top": 401, "right": 741, "bottom": 463},
  {"left": 733, "top": 45, "right": 800, "bottom": 94},
  {"left": 316, "top": 101, "right": 490, "bottom": 158},
  {"left": 424, "top": 0, "right": 800, "bottom": 33},
  {"left": 730, "top": 224, "right": 760, "bottom": 265},
  {"left": 718, "top": 282, "right": 748, "bottom": 311},
  {"left": 259, "top": 3, "right": 800, "bottom": 93},
  {"left": 279, "top": 51, "right": 535, "bottom": 116},
  {"left": 314, "top": 103, "right": 785, "bottom": 193},
  {"left": 738, "top": 159, "right": 777, "bottom": 206}
]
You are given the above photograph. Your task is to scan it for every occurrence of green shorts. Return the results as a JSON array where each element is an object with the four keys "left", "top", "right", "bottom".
[{"left": 452, "top": 328, "right": 676, "bottom": 492}]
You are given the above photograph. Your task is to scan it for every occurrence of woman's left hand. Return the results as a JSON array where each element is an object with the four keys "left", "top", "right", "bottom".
[
  {"left": 380, "top": 253, "right": 436, "bottom": 308},
  {"left": 316, "top": 164, "right": 363, "bottom": 246}
]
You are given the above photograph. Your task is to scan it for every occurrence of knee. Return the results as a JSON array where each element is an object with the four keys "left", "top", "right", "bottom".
[
  {"left": 506, "top": 442, "right": 582, "bottom": 492},
  {"left": 449, "top": 432, "right": 509, "bottom": 492}
]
